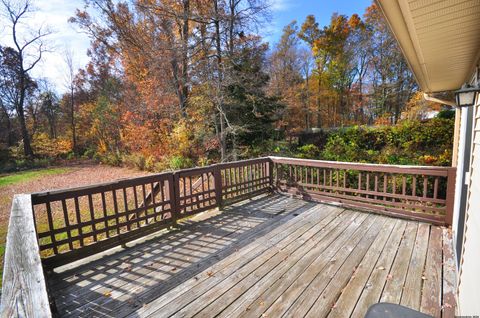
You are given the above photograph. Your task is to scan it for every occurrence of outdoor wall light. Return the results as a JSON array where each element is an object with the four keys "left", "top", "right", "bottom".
[{"left": 455, "top": 83, "right": 480, "bottom": 107}]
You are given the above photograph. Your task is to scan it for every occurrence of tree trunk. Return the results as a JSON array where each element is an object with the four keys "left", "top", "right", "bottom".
[
  {"left": 305, "top": 74, "right": 310, "bottom": 130},
  {"left": 228, "top": 0, "right": 235, "bottom": 55},
  {"left": 1, "top": 107, "right": 14, "bottom": 147},
  {"left": 17, "top": 72, "right": 33, "bottom": 158},
  {"left": 180, "top": 0, "right": 190, "bottom": 117},
  {"left": 213, "top": 0, "right": 227, "bottom": 161},
  {"left": 70, "top": 88, "right": 77, "bottom": 152}
]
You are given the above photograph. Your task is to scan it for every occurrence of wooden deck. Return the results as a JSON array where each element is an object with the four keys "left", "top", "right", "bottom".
[{"left": 47, "top": 194, "right": 455, "bottom": 318}]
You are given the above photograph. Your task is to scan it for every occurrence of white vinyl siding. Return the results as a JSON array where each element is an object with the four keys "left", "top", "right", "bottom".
[{"left": 458, "top": 102, "right": 480, "bottom": 315}]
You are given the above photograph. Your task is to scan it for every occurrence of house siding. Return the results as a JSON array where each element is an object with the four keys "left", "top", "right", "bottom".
[{"left": 458, "top": 101, "right": 480, "bottom": 315}]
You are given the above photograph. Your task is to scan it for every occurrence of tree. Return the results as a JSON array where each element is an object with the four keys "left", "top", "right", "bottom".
[
  {"left": 364, "top": 3, "right": 416, "bottom": 123},
  {"left": 38, "top": 90, "right": 60, "bottom": 139},
  {"left": 224, "top": 36, "right": 283, "bottom": 149},
  {"left": 299, "top": 14, "right": 336, "bottom": 128},
  {"left": 298, "top": 48, "right": 314, "bottom": 130},
  {"left": 0, "top": 46, "right": 19, "bottom": 146},
  {"left": 64, "top": 48, "right": 77, "bottom": 152},
  {"left": 1, "top": 0, "right": 51, "bottom": 157},
  {"left": 268, "top": 21, "right": 305, "bottom": 132}
]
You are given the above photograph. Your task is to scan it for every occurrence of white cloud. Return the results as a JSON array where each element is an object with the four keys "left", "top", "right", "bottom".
[
  {"left": 270, "top": 0, "right": 293, "bottom": 12},
  {"left": 0, "top": 0, "right": 91, "bottom": 93}
]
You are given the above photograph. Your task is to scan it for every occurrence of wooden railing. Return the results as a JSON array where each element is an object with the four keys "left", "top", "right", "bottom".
[
  {"left": 0, "top": 156, "right": 456, "bottom": 317},
  {"left": 30, "top": 157, "right": 272, "bottom": 269},
  {"left": 270, "top": 157, "right": 456, "bottom": 225}
]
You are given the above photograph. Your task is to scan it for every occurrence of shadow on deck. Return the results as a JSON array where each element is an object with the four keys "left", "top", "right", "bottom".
[{"left": 47, "top": 194, "right": 455, "bottom": 318}]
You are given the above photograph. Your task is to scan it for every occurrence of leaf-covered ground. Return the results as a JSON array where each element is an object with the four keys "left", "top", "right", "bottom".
[{"left": 0, "top": 162, "right": 149, "bottom": 286}]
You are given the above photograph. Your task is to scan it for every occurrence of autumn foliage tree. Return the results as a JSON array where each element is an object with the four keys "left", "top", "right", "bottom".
[
  {"left": 0, "top": 1, "right": 433, "bottom": 171},
  {"left": 269, "top": 3, "right": 418, "bottom": 133}
]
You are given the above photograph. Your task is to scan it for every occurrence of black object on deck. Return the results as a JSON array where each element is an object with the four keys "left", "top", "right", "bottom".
[{"left": 365, "top": 303, "right": 434, "bottom": 318}]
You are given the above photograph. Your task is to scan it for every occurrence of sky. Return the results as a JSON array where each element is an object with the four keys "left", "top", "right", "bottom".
[
  {"left": 0, "top": 0, "right": 372, "bottom": 94},
  {"left": 266, "top": 0, "right": 373, "bottom": 43}
]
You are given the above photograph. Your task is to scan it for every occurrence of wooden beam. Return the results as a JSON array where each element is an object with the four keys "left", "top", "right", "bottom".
[{"left": 0, "top": 194, "right": 51, "bottom": 317}]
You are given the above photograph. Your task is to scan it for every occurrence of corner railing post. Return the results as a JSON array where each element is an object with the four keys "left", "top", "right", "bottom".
[
  {"left": 214, "top": 165, "right": 223, "bottom": 210},
  {"left": 445, "top": 167, "right": 456, "bottom": 226}
]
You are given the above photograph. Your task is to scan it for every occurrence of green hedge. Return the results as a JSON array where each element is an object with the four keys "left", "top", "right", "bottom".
[{"left": 297, "top": 117, "right": 454, "bottom": 166}]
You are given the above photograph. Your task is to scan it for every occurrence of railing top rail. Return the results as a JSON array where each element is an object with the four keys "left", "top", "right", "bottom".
[
  {"left": 31, "top": 172, "right": 172, "bottom": 204},
  {"left": 269, "top": 156, "right": 453, "bottom": 176},
  {"left": 0, "top": 194, "right": 51, "bottom": 317},
  {"left": 217, "top": 157, "right": 271, "bottom": 169}
]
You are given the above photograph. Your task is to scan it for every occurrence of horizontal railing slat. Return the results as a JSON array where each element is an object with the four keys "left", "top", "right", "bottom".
[{"left": 270, "top": 156, "right": 450, "bottom": 176}]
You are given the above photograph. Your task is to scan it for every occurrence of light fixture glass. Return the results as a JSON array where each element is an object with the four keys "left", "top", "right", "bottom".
[{"left": 455, "top": 84, "right": 480, "bottom": 107}]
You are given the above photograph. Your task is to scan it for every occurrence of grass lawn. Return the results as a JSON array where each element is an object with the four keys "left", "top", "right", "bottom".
[
  {"left": 0, "top": 168, "right": 70, "bottom": 187},
  {"left": 0, "top": 163, "right": 148, "bottom": 287}
]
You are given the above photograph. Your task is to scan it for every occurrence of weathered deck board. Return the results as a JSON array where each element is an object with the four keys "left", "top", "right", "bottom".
[
  {"left": 420, "top": 226, "right": 443, "bottom": 318},
  {"left": 247, "top": 214, "right": 377, "bottom": 318},
  {"left": 283, "top": 215, "right": 385, "bottom": 318},
  {"left": 185, "top": 207, "right": 353, "bottom": 318},
  {"left": 216, "top": 211, "right": 368, "bottom": 318},
  {"left": 47, "top": 194, "right": 456, "bottom": 318},
  {"left": 347, "top": 219, "right": 408, "bottom": 318},
  {"left": 401, "top": 223, "right": 430, "bottom": 310},
  {"left": 327, "top": 218, "right": 399, "bottom": 318},
  {"left": 380, "top": 221, "right": 418, "bottom": 303},
  {"left": 442, "top": 229, "right": 457, "bottom": 318}
]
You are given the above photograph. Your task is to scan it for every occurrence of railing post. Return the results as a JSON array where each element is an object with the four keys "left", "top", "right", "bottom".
[
  {"left": 445, "top": 167, "right": 457, "bottom": 226},
  {"left": 268, "top": 158, "right": 275, "bottom": 192},
  {"left": 170, "top": 172, "right": 180, "bottom": 225},
  {"left": 214, "top": 165, "right": 223, "bottom": 210}
]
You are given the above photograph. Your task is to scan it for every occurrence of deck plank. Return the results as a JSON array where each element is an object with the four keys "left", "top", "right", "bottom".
[
  {"left": 380, "top": 221, "right": 418, "bottom": 303},
  {"left": 400, "top": 222, "right": 430, "bottom": 310},
  {"left": 114, "top": 202, "right": 338, "bottom": 317},
  {"left": 275, "top": 215, "right": 383, "bottom": 318},
  {"left": 442, "top": 228, "right": 456, "bottom": 318},
  {"left": 234, "top": 213, "right": 373, "bottom": 318},
  {"left": 304, "top": 216, "right": 396, "bottom": 318},
  {"left": 211, "top": 211, "right": 368, "bottom": 318},
  {"left": 139, "top": 205, "right": 345, "bottom": 318},
  {"left": 56, "top": 213, "right": 269, "bottom": 313},
  {"left": 349, "top": 219, "right": 407, "bottom": 318},
  {"left": 191, "top": 209, "right": 359, "bottom": 318},
  {"left": 420, "top": 226, "right": 442, "bottom": 318},
  {"left": 46, "top": 195, "right": 456, "bottom": 318},
  {"left": 327, "top": 218, "right": 399, "bottom": 318}
]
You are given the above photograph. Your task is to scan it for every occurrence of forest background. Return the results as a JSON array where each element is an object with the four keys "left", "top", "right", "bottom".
[{"left": 0, "top": 0, "right": 454, "bottom": 173}]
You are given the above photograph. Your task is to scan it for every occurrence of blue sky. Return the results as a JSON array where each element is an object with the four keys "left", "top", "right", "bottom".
[
  {"left": 0, "top": 0, "right": 373, "bottom": 93},
  {"left": 266, "top": 0, "right": 373, "bottom": 44}
]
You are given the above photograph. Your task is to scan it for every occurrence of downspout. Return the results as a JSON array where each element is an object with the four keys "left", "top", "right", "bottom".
[
  {"left": 423, "top": 93, "right": 456, "bottom": 108},
  {"left": 422, "top": 92, "right": 463, "bottom": 268}
]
